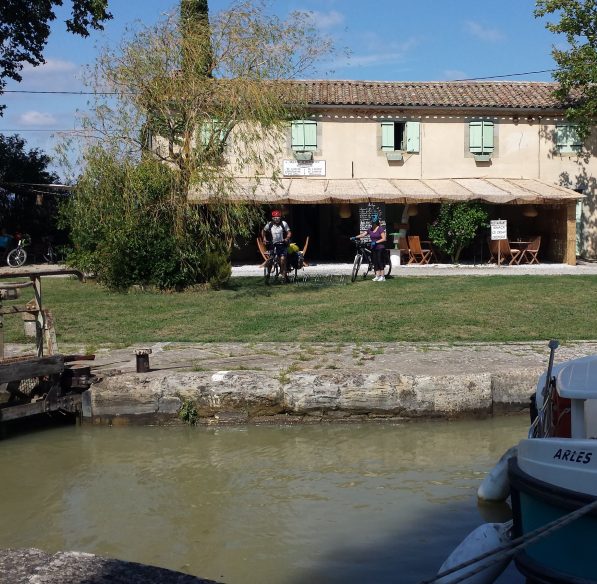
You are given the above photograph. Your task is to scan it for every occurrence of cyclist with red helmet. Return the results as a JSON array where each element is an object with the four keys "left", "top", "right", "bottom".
[{"left": 263, "top": 209, "right": 292, "bottom": 281}]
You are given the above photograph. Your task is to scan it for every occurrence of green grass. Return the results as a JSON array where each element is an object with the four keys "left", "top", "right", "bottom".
[{"left": 1, "top": 275, "right": 597, "bottom": 345}]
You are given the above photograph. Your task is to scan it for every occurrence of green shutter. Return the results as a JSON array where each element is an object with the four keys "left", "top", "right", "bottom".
[
  {"left": 469, "top": 121, "right": 483, "bottom": 153},
  {"left": 482, "top": 121, "right": 494, "bottom": 153},
  {"left": 303, "top": 120, "right": 317, "bottom": 150},
  {"left": 291, "top": 121, "right": 304, "bottom": 150},
  {"left": 406, "top": 121, "right": 420, "bottom": 153},
  {"left": 381, "top": 122, "right": 394, "bottom": 151},
  {"left": 556, "top": 124, "right": 582, "bottom": 153},
  {"left": 292, "top": 120, "right": 317, "bottom": 150}
]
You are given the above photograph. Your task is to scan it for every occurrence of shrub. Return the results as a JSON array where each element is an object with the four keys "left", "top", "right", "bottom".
[{"left": 428, "top": 202, "right": 489, "bottom": 263}]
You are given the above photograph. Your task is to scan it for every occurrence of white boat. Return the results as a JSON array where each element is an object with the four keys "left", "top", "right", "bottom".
[
  {"left": 508, "top": 350, "right": 597, "bottom": 583},
  {"left": 437, "top": 344, "right": 597, "bottom": 584}
]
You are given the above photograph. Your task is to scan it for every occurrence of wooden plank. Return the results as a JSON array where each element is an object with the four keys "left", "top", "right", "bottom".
[
  {"left": 0, "top": 393, "right": 82, "bottom": 421},
  {"left": 0, "top": 306, "right": 36, "bottom": 315},
  {"left": 0, "top": 268, "right": 83, "bottom": 280},
  {"left": 0, "top": 355, "right": 64, "bottom": 383}
]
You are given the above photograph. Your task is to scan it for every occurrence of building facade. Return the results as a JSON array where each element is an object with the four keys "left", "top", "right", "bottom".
[{"left": 191, "top": 81, "right": 597, "bottom": 264}]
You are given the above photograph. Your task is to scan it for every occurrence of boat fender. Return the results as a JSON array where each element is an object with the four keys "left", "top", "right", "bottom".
[
  {"left": 436, "top": 522, "right": 511, "bottom": 584},
  {"left": 477, "top": 446, "right": 517, "bottom": 502}
]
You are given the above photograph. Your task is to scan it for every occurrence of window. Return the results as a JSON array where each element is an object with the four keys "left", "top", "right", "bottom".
[
  {"left": 555, "top": 124, "right": 582, "bottom": 154},
  {"left": 291, "top": 120, "right": 317, "bottom": 151},
  {"left": 380, "top": 121, "right": 420, "bottom": 153},
  {"left": 199, "top": 119, "right": 228, "bottom": 150},
  {"left": 469, "top": 120, "right": 494, "bottom": 156}
]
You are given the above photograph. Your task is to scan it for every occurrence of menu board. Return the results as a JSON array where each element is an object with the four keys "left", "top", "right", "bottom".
[{"left": 358, "top": 203, "right": 386, "bottom": 233}]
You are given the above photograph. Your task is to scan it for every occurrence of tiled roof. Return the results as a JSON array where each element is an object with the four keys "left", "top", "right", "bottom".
[{"left": 285, "top": 80, "right": 574, "bottom": 110}]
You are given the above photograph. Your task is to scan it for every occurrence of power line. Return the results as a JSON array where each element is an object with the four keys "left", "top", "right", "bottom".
[
  {"left": 1, "top": 69, "right": 561, "bottom": 94},
  {"left": 0, "top": 129, "right": 85, "bottom": 133},
  {"left": 3, "top": 89, "right": 126, "bottom": 95},
  {"left": 452, "top": 69, "right": 558, "bottom": 81}
]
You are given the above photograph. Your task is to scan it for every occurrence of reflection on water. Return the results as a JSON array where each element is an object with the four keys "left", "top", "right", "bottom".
[{"left": 0, "top": 416, "right": 528, "bottom": 584}]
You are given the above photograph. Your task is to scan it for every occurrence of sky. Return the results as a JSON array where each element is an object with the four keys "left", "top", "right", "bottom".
[{"left": 1, "top": 0, "right": 563, "bottom": 178}]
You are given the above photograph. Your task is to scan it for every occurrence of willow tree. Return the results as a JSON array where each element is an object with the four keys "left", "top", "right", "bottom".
[{"left": 64, "top": 0, "right": 333, "bottom": 289}]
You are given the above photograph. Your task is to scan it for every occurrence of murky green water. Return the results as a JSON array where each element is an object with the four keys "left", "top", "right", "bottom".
[{"left": 0, "top": 417, "right": 529, "bottom": 583}]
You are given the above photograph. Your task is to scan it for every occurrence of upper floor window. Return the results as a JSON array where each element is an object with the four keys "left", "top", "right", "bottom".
[
  {"left": 291, "top": 120, "right": 317, "bottom": 151},
  {"left": 469, "top": 120, "right": 494, "bottom": 156},
  {"left": 380, "top": 121, "right": 420, "bottom": 153},
  {"left": 555, "top": 124, "right": 582, "bottom": 154},
  {"left": 199, "top": 119, "right": 228, "bottom": 150}
]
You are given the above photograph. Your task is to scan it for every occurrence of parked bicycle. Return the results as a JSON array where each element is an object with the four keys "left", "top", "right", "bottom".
[
  {"left": 6, "top": 233, "right": 31, "bottom": 267},
  {"left": 40, "top": 236, "right": 58, "bottom": 263},
  {"left": 350, "top": 238, "right": 391, "bottom": 282}
]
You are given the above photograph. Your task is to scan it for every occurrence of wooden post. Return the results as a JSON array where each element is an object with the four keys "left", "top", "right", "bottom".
[
  {"left": 565, "top": 202, "right": 577, "bottom": 266},
  {"left": 32, "top": 275, "right": 46, "bottom": 357}
]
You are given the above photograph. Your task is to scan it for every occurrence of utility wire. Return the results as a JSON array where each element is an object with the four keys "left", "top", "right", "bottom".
[
  {"left": 1, "top": 69, "right": 560, "bottom": 95},
  {"left": 453, "top": 68, "right": 559, "bottom": 81}
]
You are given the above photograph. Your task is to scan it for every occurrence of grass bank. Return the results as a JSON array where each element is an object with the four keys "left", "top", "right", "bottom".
[{"left": 2, "top": 275, "right": 597, "bottom": 346}]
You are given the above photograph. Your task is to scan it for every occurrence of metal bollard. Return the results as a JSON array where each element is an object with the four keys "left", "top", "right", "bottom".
[{"left": 135, "top": 348, "right": 152, "bottom": 373}]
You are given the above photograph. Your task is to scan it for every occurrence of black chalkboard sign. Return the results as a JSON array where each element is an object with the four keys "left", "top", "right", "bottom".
[{"left": 358, "top": 203, "right": 386, "bottom": 233}]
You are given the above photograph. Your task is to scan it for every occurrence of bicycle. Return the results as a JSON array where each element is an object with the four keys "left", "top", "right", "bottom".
[
  {"left": 350, "top": 238, "right": 391, "bottom": 282},
  {"left": 6, "top": 233, "right": 31, "bottom": 267},
  {"left": 41, "top": 236, "right": 58, "bottom": 263},
  {"left": 264, "top": 242, "right": 300, "bottom": 285}
]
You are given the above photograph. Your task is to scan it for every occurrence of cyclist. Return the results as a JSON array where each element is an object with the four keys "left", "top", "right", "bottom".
[
  {"left": 351, "top": 213, "right": 387, "bottom": 281},
  {"left": 263, "top": 210, "right": 292, "bottom": 281}
]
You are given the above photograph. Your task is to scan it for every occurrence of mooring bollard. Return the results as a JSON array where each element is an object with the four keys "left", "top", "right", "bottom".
[{"left": 134, "top": 348, "right": 152, "bottom": 373}]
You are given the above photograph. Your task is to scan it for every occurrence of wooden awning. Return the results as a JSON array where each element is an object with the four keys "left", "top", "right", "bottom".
[{"left": 189, "top": 177, "right": 583, "bottom": 205}]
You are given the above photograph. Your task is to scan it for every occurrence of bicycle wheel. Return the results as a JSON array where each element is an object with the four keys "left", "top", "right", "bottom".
[
  {"left": 383, "top": 249, "right": 392, "bottom": 278},
  {"left": 264, "top": 260, "right": 279, "bottom": 285},
  {"left": 7, "top": 247, "right": 27, "bottom": 267},
  {"left": 43, "top": 245, "right": 57, "bottom": 263},
  {"left": 351, "top": 254, "right": 362, "bottom": 282}
]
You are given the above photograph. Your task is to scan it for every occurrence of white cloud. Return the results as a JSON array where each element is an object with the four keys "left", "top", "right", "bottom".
[
  {"left": 8, "top": 58, "right": 82, "bottom": 92},
  {"left": 309, "top": 10, "right": 345, "bottom": 30},
  {"left": 464, "top": 21, "right": 504, "bottom": 42},
  {"left": 19, "top": 111, "right": 58, "bottom": 126},
  {"left": 22, "top": 58, "right": 78, "bottom": 75},
  {"left": 331, "top": 36, "right": 418, "bottom": 71}
]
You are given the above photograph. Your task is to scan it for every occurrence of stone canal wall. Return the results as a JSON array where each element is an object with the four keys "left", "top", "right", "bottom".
[{"left": 73, "top": 341, "right": 597, "bottom": 425}]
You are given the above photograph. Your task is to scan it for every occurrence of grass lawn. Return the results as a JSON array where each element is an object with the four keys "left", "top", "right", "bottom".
[{"left": 2, "top": 275, "right": 597, "bottom": 346}]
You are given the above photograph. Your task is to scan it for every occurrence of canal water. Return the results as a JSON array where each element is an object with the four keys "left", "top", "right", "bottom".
[{"left": 0, "top": 416, "right": 528, "bottom": 584}]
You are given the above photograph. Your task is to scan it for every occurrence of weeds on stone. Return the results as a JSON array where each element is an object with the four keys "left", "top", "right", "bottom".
[{"left": 179, "top": 399, "right": 199, "bottom": 425}]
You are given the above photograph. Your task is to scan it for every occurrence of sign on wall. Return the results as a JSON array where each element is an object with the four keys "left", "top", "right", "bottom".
[
  {"left": 359, "top": 203, "right": 386, "bottom": 233},
  {"left": 283, "top": 160, "right": 326, "bottom": 177},
  {"left": 490, "top": 220, "right": 507, "bottom": 241}
]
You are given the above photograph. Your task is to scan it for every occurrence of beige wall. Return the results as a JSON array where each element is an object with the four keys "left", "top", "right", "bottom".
[{"left": 266, "top": 111, "right": 597, "bottom": 257}]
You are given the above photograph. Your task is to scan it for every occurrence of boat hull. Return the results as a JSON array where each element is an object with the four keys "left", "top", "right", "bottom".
[{"left": 509, "top": 457, "right": 597, "bottom": 583}]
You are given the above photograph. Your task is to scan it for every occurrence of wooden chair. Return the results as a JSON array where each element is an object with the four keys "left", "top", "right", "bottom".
[
  {"left": 408, "top": 236, "right": 432, "bottom": 265},
  {"left": 487, "top": 238, "right": 522, "bottom": 265},
  {"left": 301, "top": 236, "right": 310, "bottom": 267},
  {"left": 398, "top": 237, "right": 412, "bottom": 264},
  {"left": 521, "top": 236, "right": 541, "bottom": 264},
  {"left": 256, "top": 236, "right": 269, "bottom": 267}
]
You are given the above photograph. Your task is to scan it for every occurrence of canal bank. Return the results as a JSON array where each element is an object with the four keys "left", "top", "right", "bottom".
[{"left": 6, "top": 341, "right": 594, "bottom": 426}]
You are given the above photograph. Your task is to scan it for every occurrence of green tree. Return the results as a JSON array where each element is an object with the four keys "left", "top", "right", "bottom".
[
  {"left": 535, "top": 0, "right": 597, "bottom": 139},
  {"left": 0, "top": 0, "right": 112, "bottom": 113},
  {"left": 428, "top": 203, "right": 489, "bottom": 263},
  {"left": 0, "top": 134, "right": 61, "bottom": 239},
  {"left": 62, "top": 0, "right": 333, "bottom": 290}
]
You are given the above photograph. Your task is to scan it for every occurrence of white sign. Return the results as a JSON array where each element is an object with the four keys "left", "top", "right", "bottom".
[
  {"left": 490, "top": 220, "right": 507, "bottom": 241},
  {"left": 283, "top": 160, "right": 326, "bottom": 177}
]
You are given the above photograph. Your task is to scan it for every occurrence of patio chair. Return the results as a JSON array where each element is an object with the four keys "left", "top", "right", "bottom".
[
  {"left": 398, "top": 237, "right": 413, "bottom": 264},
  {"left": 408, "top": 236, "right": 432, "bottom": 265},
  {"left": 487, "top": 238, "right": 522, "bottom": 265},
  {"left": 521, "top": 236, "right": 541, "bottom": 264},
  {"left": 256, "top": 236, "right": 269, "bottom": 267}
]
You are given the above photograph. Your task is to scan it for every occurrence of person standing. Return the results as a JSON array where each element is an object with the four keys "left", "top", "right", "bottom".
[
  {"left": 351, "top": 213, "right": 387, "bottom": 281},
  {"left": 263, "top": 209, "right": 292, "bottom": 281}
]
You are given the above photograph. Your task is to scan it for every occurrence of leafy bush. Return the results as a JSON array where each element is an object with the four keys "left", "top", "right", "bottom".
[
  {"left": 428, "top": 202, "right": 489, "bottom": 263},
  {"left": 60, "top": 149, "right": 259, "bottom": 291}
]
